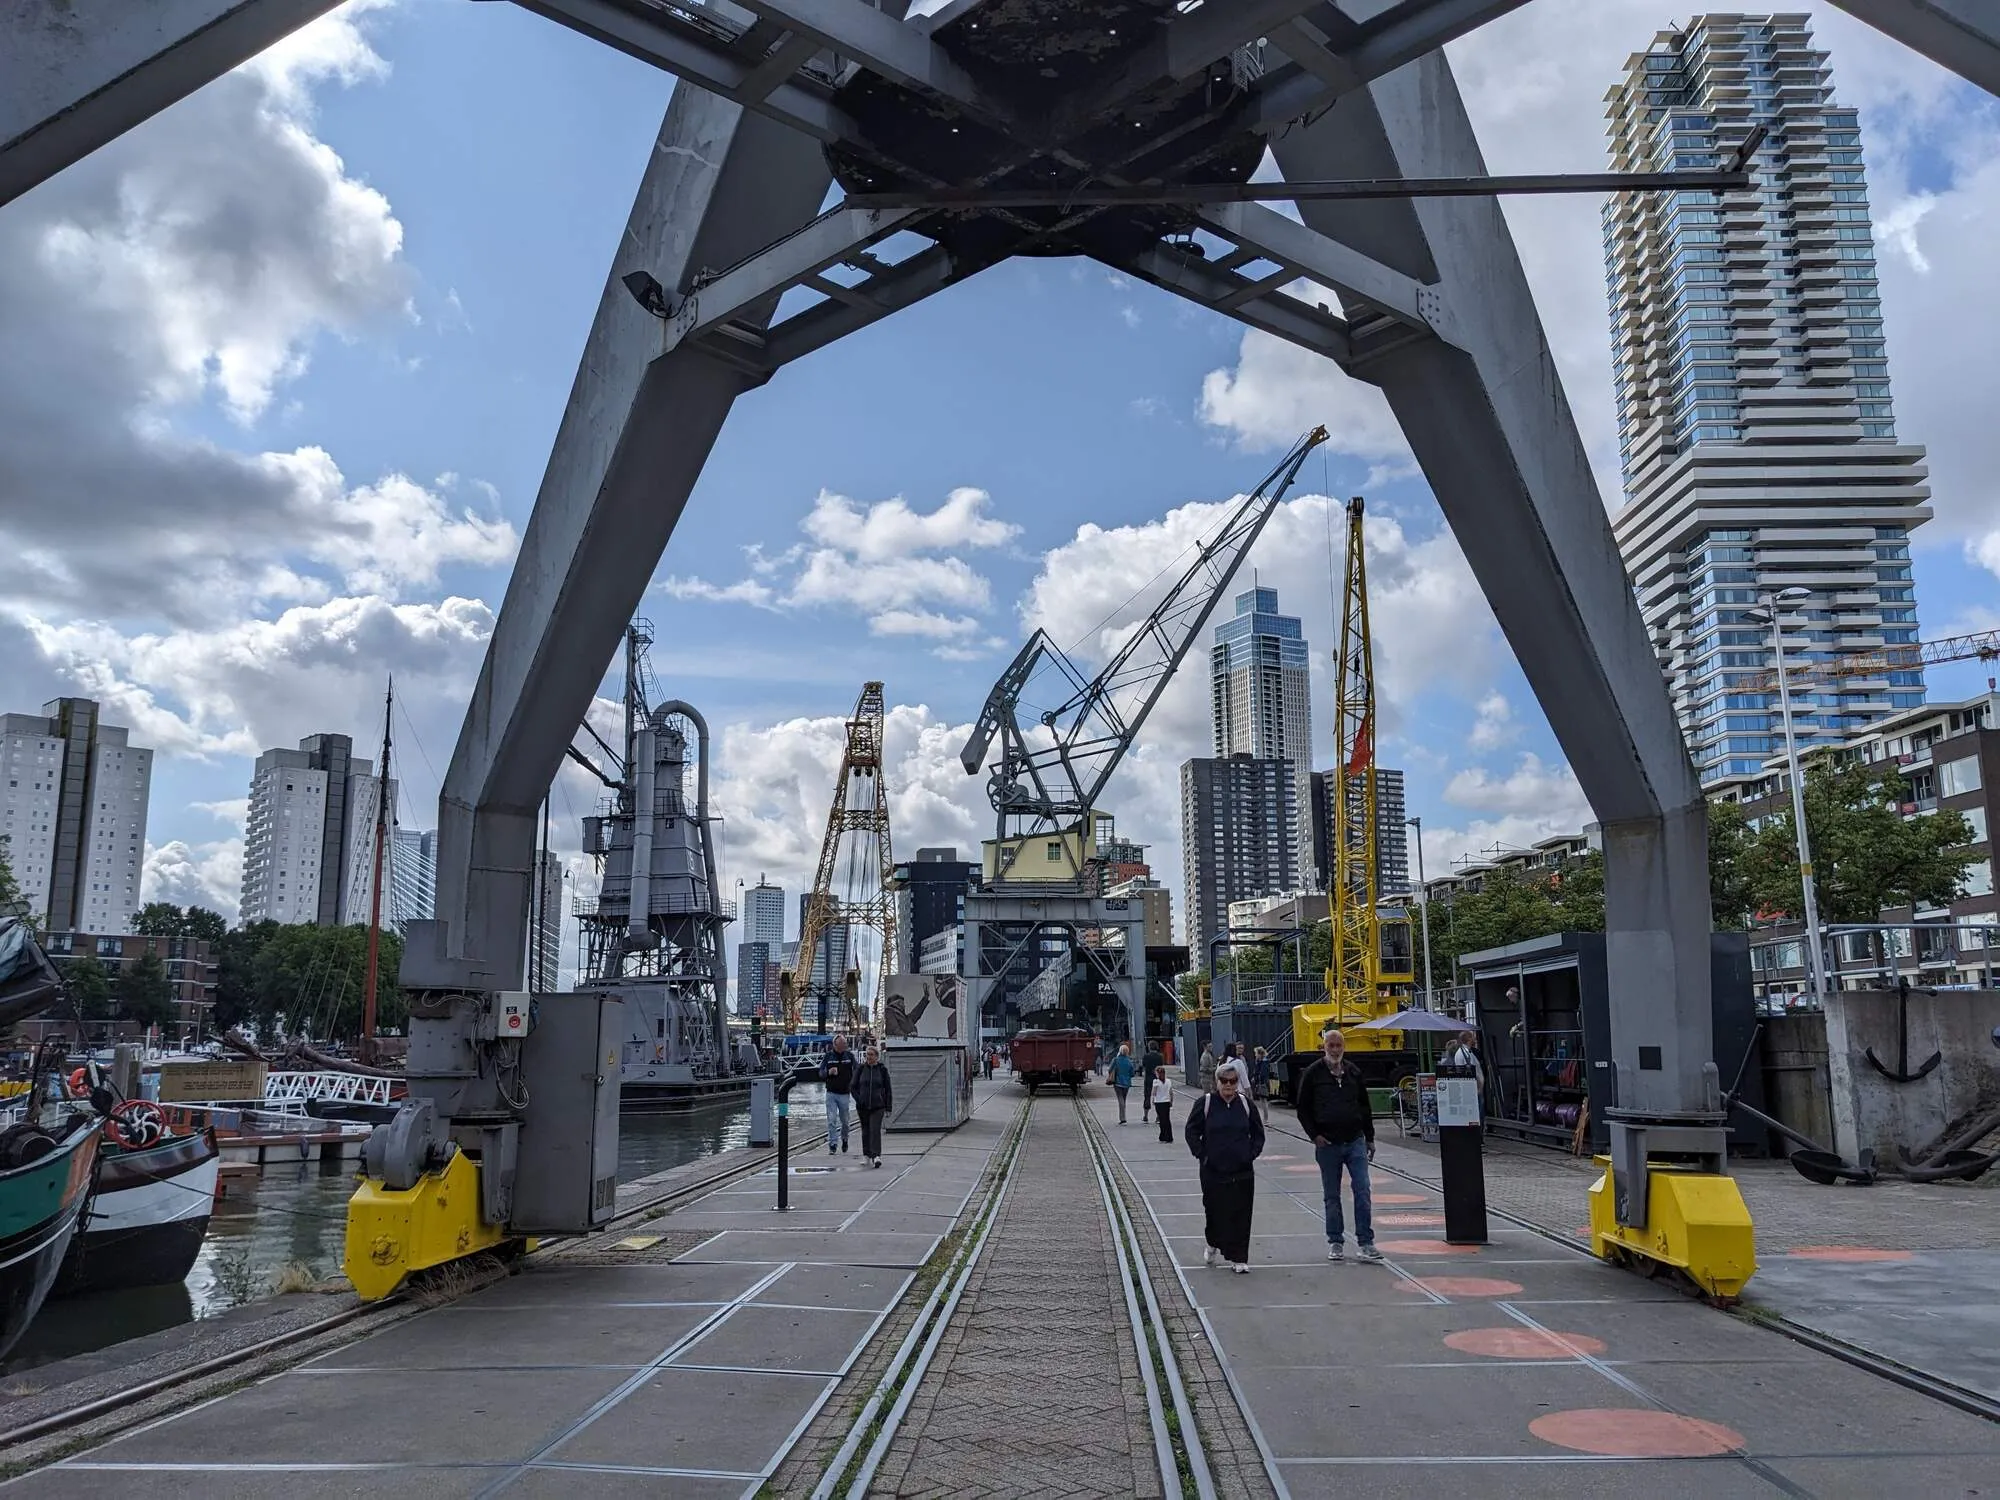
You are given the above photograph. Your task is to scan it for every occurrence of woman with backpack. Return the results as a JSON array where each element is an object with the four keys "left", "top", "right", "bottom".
[{"left": 1185, "top": 1059, "right": 1265, "bottom": 1273}]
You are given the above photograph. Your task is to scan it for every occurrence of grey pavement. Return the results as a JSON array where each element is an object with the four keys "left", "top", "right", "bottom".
[
  {"left": 0, "top": 1089, "right": 1014, "bottom": 1499},
  {"left": 1091, "top": 1087, "right": 2000, "bottom": 1499},
  {"left": 868, "top": 1094, "right": 1165, "bottom": 1500}
]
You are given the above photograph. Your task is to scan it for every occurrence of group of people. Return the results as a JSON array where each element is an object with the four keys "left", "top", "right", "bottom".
[
  {"left": 817, "top": 1033, "right": 894, "bottom": 1167},
  {"left": 1106, "top": 1029, "right": 1387, "bottom": 1272}
]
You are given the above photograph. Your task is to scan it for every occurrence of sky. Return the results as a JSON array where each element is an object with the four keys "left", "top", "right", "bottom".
[{"left": 3, "top": 0, "right": 1998, "bottom": 975}]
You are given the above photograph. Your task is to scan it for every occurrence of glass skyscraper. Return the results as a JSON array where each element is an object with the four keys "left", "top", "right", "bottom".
[
  {"left": 1211, "top": 586, "right": 1314, "bottom": 878},
  {"left": 1604, "top": 14, "right": 1930, "bottom": 786}
]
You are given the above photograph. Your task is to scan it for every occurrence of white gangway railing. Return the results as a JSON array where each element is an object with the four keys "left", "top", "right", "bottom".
[{"left": 263, "top": 1071, "right": 398, "bottom": 1107}]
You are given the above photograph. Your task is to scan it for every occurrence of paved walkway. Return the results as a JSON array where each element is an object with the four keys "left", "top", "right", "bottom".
[
  {"left": 1, "top": 1090, "right": 1013, "bottom": 1498},
  {"left": 869, "top": 1094, "right": 1163, "bottom": 1500},
  {"left": 1091, "top": 1088, "right": 2000, "bottom": 1499}
]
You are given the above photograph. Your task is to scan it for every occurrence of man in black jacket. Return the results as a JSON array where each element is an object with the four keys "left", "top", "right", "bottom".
[
  {"left": 1294, "top": 1028, "right": 1381, "bottom": 1264},
  {"left": 821, "top": 1034, "right": 856, "bottom": 1155}
]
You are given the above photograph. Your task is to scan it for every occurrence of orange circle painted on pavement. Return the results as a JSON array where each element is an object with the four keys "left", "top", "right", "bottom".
[
  {"left": 1573, "top": 1227, "right": 1595, "bottom": 1238},
  {"left": 1786, "top": 1246, "right": 1912, "bottom": 1262},
  {"left": 1279, "top": 1164, "right": 1322, "bottom": 1173},
  {"left": 1412, "top": 1276, "right": 1524, "bottom": 1297},
  {"left": 1445, "top": 1328, "right": 1607, "bottom": 1360},
  {"left": 1531, "top": 1409, "right": 1745, "bottom": 1458},
  {"left": 1375, "top": 1192, "right": 1430, "bottom": 1205},
  {"left": 1378, "top": 1212, "right": 1445, "bottom": 1227},
  {"left": 1377, "top": 1238, "right": 1481, "bottom": 1255}
]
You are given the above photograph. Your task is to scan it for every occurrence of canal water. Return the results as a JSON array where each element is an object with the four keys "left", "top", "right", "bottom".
[{"left": 2, "top": 1086, "right": 826, "bottom": 1376}]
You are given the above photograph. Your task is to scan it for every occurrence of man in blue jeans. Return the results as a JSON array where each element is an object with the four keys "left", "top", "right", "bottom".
[
  {"left": 821, "top": 1033, "right": 856, "bottom": 1154},
  {"left": 1293, "top": 1028, "right": 1382, "bottom": 1264}
]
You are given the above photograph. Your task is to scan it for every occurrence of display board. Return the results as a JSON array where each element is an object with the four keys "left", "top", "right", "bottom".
[{"left": 884, "top": 973, "right": 960, "bottom": 1040}]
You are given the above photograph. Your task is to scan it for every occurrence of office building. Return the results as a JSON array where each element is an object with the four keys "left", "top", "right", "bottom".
[
  {"left": 795, "top": 893, "right": 851, "bottom": 991},
  {"left": 240, "top": 733, "right": 397, "bottom": 927},
  {"left": 736, "top": 939, "right": 780, "bottom": 1017},
  {"left": 741, "top": 876, "right": 786, "bottom": 948},
  {"left": 1211, "top": 586, "right": 1314, "bottom": 878},
  {"left": 1181, "top": 755, "right": 1299, "bottom": 952},
  {"left": 1, "top": 698, "right": 150, "bottom": 933},
  {"left": 390, "top": 828, "right": 436, "bottom": 935},
  {"left": 889, "top": 847, "right": 979, "bottom": 974},
  {"left": 1310, "top": 766, "right": 1410, "bottom": 897},
  {"left": 530, "top": 848, "right": 563, "bottom": 989},
  {"left": 1604, "top": 14, "right": 1931, "bottom": 785}
]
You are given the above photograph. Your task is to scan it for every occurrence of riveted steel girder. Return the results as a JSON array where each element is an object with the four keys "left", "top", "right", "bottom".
[{"left": 1824, "top": 0, "right": 2000, "bottom": 97}]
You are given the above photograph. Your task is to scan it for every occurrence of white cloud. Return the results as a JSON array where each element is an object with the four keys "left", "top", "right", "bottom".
[
  {"left": 1198, "top": 322, "right": 1411, "bottom": 461},
  {"left": 142, "top": 838, "right": 245, "bottom": 921},
  {"left": 1443, "top": 754, "right": 1590, "bottom": 825},
  {"left": 1468, "top": 692, "right": 1515, "bottom": 751},
  {"left": 659, "top": 575, "right": 778, "bottom": 607},
  {"left": 801, "top": 486, "right": 1019, "bottom": 561}
]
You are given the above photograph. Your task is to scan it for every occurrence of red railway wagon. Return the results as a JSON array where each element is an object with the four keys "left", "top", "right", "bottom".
[{"left": 1012, "top": 1027, "right": 1097, "bottom": 1095}]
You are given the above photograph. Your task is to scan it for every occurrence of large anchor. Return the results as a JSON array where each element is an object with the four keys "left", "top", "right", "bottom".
[{"left": 1864, "top": 977, "right": 1942, "bottom": 1083}]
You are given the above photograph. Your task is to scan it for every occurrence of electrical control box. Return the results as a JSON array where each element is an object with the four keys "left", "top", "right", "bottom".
[
  {"left": 511, "top": 992, "right": 623, "bottom": 1233},
  {"left": 478, "top": 992, "right": 533, "bottom": 1041}
]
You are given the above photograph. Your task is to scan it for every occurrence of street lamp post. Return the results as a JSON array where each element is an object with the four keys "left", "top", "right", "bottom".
[
  {"left": 1408, "top": 815, "right": 1435, "bottom": 1010},
  {"left": 1750, "top": 588, "right": 1830, "bottom": 1008}
]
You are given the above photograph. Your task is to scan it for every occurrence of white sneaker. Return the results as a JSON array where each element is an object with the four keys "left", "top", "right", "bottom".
[
  {"left": 1203, "top": 1246, "right": 1218, "bottom": 1268},
  {"left": 1327, "top": 1243, "right": 1345, "bottom": 1263},
  {"left": 1231, "top": 1262, "right": 1250, "bottom": 1275},
  {"left": 1357, "top": 1244, "right": 1385, "bottom": 1264}
]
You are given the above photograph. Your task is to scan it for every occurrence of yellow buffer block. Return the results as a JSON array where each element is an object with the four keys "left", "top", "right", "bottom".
[
  {"left": 1588, "top": 1157, "right": 1757, "bottom": 1301},
  {"left": 343, "top": 1148, "right": 511, "bottom": 1301}
]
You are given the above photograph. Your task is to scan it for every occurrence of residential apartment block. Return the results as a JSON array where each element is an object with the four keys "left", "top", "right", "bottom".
[
  {"left": 1, "top": 698, "right": 151, "bottom": 933},
  {"left": 1212, "top": 587, "right": 1315, "bottom": 880},
  {"left": 240, "top": 733, "right": 397, "bottom": 928},
  {"left": 1181, "top": 755, "right": 1299, "bottom": 952}
]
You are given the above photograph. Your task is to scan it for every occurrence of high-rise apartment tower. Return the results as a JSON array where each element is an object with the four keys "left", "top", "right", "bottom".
[
  {"left": 240, "top": 734, "right": 397, "bottom": 927},
  {"left": 1211, "top": 586, "right": 1315, "bottom": 879},
  {"left": 1181, "top": 755, "right": 1299, "bottom": 950},
  {"left": 1, "top": 699, "right": 151, "bottom": 932},
  {"left": 1604, "top": 14, "right": 1930, "bottom": 785}
]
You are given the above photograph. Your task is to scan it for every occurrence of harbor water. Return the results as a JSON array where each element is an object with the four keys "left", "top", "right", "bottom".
[{"left": 1, "top": 1086, "right": 825, "bottom": 1376}]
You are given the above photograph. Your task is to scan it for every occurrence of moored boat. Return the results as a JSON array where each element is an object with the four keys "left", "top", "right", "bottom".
[
  {"left": 53, "top": 1103, "right": 220, "bottom": 1297},
  {"left": 0, "top": 1109, "right": 102, "bottom": 1360}
]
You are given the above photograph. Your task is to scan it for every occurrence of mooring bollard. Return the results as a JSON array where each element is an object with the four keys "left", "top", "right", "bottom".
[{"left": 775, "top": 1068, "right": 802, "bottom": 1212}]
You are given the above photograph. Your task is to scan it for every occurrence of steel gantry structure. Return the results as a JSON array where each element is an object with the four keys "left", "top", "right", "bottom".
[{"left": 10, "top": 0, "right": 2000, "bottom": 1290}]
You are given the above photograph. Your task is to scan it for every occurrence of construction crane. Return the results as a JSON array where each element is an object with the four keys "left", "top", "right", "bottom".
[
  {"left": 960, "top": 426, "right": 1330, "bottom": 885},
  {"left": 1287, "top": 495, "right": 1414, "bottom": 1080},
  {"left": 1737, "top": 626, "right": 2000, "bottom": 694},
  {"left": 784, "top": 682, "right": 897, "bottom": 1035}
]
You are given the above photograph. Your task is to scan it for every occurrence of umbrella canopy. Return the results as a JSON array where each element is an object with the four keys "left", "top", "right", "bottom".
[{"left": 1353, "top": 1009, "right": 1469, "bottom": 1034}]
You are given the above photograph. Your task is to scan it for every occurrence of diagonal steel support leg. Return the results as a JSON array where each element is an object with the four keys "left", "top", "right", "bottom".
[
  {"left": 1824, "top": 0, "right": 2000, "bottom": 97},
  {"left": 423, "top": 88, "right": 833, "bottom": 992},
  {"left": 1270, "top": 56, "right": 1719, "bottom": 1129}
]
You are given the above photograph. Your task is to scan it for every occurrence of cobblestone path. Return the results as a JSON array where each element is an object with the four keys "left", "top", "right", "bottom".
[{"left": 867, "top": 1095, "right": 1167, "bottom": 1500}]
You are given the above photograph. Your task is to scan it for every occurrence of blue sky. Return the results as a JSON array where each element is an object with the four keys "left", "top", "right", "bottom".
[{"left": 2, "top": 0, "right": 1997, "bottom": 961}]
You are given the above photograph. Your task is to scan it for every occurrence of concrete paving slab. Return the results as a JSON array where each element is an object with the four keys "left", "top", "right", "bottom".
[
  {"left": 1765, "top": 1453, "right": 2000, "bottom": 1492},
  {"left": 671, "top": 1303, "right": 882, "bottom": 1376},
  {"left": 296, "top": 1300, "right": 717, "bottom": 1371},
  {"left": 541, "top": 1366, "right": 833, "bottom": 1472},
  {"left": 1275, "top": 1456, "right": 1787, "bottom": 1500},
  {"left": 1503, "top": 1299, "right": 1804, "bottom": 1364},
  {"left": 85, "top": 1366, "right": 634, "bottom": 1465},
  {"left": 6, "top": 1466, "right": 492, "bottom": 1500},
  {"left": 1216, "top": 1302, "right": 1524, "bottom": 1368},
  {"left": 1230, "top": 1360, "right": 1618, "bottom": 1458},
  {"left": 753, "top": 1263, "right": 911, "bottom": 1313},
  {"left": 662, "top": 1207, "right": 851, "bottom": 1230},
  {"left": 461, "top": 1261, "right": 767, "bottom": 1308},
  {"left": 511, "top": 1471, "right": 752, "bottom": 1500},
  {"left": 673, "top": 1228, "right": 939, "bottom": 1266}
]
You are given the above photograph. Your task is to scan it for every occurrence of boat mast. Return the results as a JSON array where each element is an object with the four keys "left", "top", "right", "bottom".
[{"left": 361, "top": 677, "right": 393, "bottom": 1061}]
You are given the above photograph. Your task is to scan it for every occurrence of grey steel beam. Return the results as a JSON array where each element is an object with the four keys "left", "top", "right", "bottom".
[
  {"left": 1113, "top": 242, "right": 1355, "bottom": 368},
  {"left": 729, "top": 0, "right": 1009, "bottom": 128},
  {"left": 760, "top": 243, "right": 970, "bottom": 369},
  {"left": 512, "top": 0, "right": 855, "bottom": 144},
  {"left": 1268, "top": 54, "right": 1718, "bottom": 1121},
  {"left": 0, "top": 0, "right": 340, "bottom": 208},
  {"left": 431, "top": 87, "right": 832, "bottom": 986},
  {"left": 1825, "top": 0, "right": 2000, "bottom": 96}
]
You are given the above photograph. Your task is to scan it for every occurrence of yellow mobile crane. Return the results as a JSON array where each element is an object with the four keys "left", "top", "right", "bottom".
[{"left": 1288, "top": 496, "right": 1416, "bottom": 1081}]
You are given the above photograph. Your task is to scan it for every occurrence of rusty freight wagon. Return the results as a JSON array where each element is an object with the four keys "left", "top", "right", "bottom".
[{"left": 1011, "top": 1027, "right": 1096, "bottom": 1095}]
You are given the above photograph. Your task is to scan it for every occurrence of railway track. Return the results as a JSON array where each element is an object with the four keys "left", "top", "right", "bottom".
[
  {"left": 0, "top": 1127, "right": 828, "bottom": 1457},
  {"left": 810, "top": 1092, "right": 1217, "bottom": 1500}
]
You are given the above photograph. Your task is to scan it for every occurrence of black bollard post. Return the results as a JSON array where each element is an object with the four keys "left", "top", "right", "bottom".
[{"left": 775, "top": 1068, "right": 800, "bottom": 1212}]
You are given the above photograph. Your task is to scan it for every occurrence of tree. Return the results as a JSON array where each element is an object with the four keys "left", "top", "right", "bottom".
[
  {"left": 214, "top": 920, "right": 281, "bottom": 1034},
  {"left": 184, "top": 906, "right": 228, "bottom": 945},
  {"left": 1708, "top": 800, "right": 1755, "bottom": 931},
  {"left": 133, "top": 902, "right": 187, "bottom": 936},
  {"left": 63, "top": 954, "right": 114, "bottom": 1023},
  {"left": 0, "top": 836, "right": 34, "bottom": 930},
  {"left": 1741, "top": 759, "right": 1976, "bottom": 925},
  {"left": 117, "top": 949, "right": 178, "bottom": 1031}
]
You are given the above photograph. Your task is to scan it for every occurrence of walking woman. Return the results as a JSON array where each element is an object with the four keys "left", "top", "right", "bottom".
[
  {"left": 1152, "top": 1065, "right": 1176, "bottom": 1143},
  {"left": 1110, "top": 1042, "right": 1136, "bottom": 1124},
  {"left": 1186, "top": 1060, "right": 1265, "bottom": 1273},
  {"left": 852, "top": 1043, "right": 894, "bottom": 1168}
]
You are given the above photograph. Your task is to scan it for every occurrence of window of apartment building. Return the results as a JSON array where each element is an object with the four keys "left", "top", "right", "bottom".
[
  {"left": 1964, "top": 861, "right": 1995, "bottom": 899},
  {"left": 1940, "top": 756, "right": 1983, "bottom": 798}
]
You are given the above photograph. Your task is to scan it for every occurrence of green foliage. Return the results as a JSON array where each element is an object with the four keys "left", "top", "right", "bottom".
[
  {"left": 133, "top": 901, "right": 187, "bottom": 936},
  {"left": 1740, "top": 759, "right": 1977, "bottom": 925},
  {"left": 0, "top": 836, "right": 34, "bottom": 929},
  {"left": 216, "top": 921, "right": 406, "bottom": 1039},
  {"left": 1708, "top": 800, "right": 1755, "bottom": 932},
  {"left": 116, "top": 949, "right": 177, "bottom": 1030},
  {"left": 184, "top": 906, "right": 228, "bottom": 944},
  {"left": 63, "top": 953, "right": 114, "bottom": 1022}
]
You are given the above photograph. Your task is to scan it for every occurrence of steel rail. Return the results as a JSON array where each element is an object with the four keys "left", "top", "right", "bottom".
[
  {"left": 1077, "top": 1095, "right": 1218, "bottom": 1500},
  {"left": 817, "top": 1101, "right": 1031, "bottom": 1499}
]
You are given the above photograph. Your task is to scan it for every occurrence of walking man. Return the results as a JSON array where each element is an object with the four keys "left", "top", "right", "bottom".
[
  {"left": 1141, "top": 1040, "right": 1163, "bottom": 1090},
  {"left": 1250, "top": 1047, "right": 1272, "bottom": 1122},
  {"left": 852, "top": 1043, "right": 893, "bottom": 1167},
  {"left": 1296, "top": 1028, "right": 1381, "bottom": 1263},
  {"left": 1110, "top": 1042, "right": 1136, "bottom": 1124},
  {"left": 1186, "top": 1060, "right": 1264, "bottom": 1273},
  {"left": 1198, "top": 1042, "right": 1217, "bottom": 1094},
  {"left": 822, "top": 1033, "right": 856, "bottom": 1155}
]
